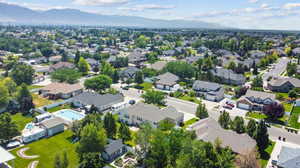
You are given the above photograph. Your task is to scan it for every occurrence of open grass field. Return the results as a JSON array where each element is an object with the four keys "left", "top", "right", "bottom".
[
  {"left": 9, "top": 130, "right": 79, "bottom": 168},
  {"left": 11, "top": 113, "right": 34, "bottom": 131}
]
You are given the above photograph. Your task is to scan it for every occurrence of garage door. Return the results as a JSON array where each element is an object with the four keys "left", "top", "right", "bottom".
[
  {"left": 238, "top": 103, "right": 250, "bottom": 110},
  {"left": 205, "top": 95, "right": 215, "bottom": 101}
]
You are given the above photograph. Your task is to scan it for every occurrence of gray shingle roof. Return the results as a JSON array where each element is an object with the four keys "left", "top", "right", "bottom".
[
  {"left": 104, "top": 139, "right": 125, "bottom": 156},
  {"left": 123, "top": 103, "right": 183, "bottom": 123},
  {"left": 188, "top": 118, "right": 256, "bottom": 155},
  {"left": 41, "top": 117, "right": 64, "bottom": 129},
  {"left": 269, "top": 77, "right": 300, "bottom": 88},
  {"left": 155, "top": 72, "right": 179, "bottom": 86},
  {"left": 277, "top": 146, "right": 300, "bottom": 168},
  {"left": 192, "top": 80, "right": 222, "bottom": 91},
  {"left": 245, "top": 90, "right": 276, "bottom": 100},
  {"left": 72, "top": 92, "right": 124, "bottom": 109}
]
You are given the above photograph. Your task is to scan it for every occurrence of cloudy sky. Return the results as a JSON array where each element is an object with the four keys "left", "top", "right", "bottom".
[{"left": 2, "top": 0, "right": 300, "bottom": 30}]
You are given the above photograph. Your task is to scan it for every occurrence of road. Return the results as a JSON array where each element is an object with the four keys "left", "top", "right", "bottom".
[{"left": 262, "top": 57, "right": 290, "bottom": 81}]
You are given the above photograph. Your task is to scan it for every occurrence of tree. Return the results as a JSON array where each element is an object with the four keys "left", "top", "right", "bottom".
[
  {"left": 236, "top": 150, "right": 260, "bottom": 168},
  {"left": 0, "top": 83, "right": 9, "bottom": 108},
  {"left": 252, "top": 76, "right": 263, "bottom": 87},
  {"left": 158, "top": 119, "right": 176, "bottom": 131},
  {"left": 263, "top": 102, "right": 284, "bottom": 120},
  {"left": 79, "top": 152, "right": 105, "bottom": 168},
  {"left": 218, "top": 111, "right": 231, "bottom": 129},
  {"left": 0, "top": 113, "right": 19, "bottom": 143},
  {"left": 135, "top": 71, "right": 144, "bottom": 84},
  {"left": 288, "top": 89, "right": 298, "bottom": 99},
  {"left": 76, "top": 124, "right": 107, "bottom": 158},
  {"left": 227, "top": 61, "right": 236, "bottom": 71},
  {"left": 54, "top": 154, "right": 62, "bottom": 168},
  {"left": 103, "top": 113, "right": 117, "bottom": 138},
  {"left": 287, "top": 62, "right": 297, "bottom": 76},
  {"left": 246, "top": 119, "right": 257, "bottom": 138},
  {"left": 84, "top": 75, "right": 112, "bottom": 93},
  {"left": 51, "top": 68, "right": 81, "bottom": 84},
  {"left": 2, "top": 77, "right": 17, "bottom": 96},
  {"left": 10, "top": 64, "right": 35, "bottom": 85},
  {"left": 78, "top": 57, "right": 90, "bottom": 75},
  {"left": 17, "top": 84, "right": 35, "bottom": 114},
  {"left": 101, "top": 62, "right": 115, "bottom": 77},
  {"left": 142, "top": 90, "right": 166, "bottom": 106},
  {"left": 62, "top": 151, "right": 69, "bottom": 168},
  {"left": 196, "top": 103, "right": 209, "bottom": 119},
  {"left": 75, "top": 51, "right": 81, "bottom": 65},
  {"left": 163, "top": 61, "right": 195, "bottom": 79},
  {"left": 88, "top": 105, "right": 99, "bottom": 114},
  {"left": 232, "top": 116, "right": 245, "bottom": 134},
  {"left": 135, "top": 35, "right": 149, "bottom": 48},
  {"left": 254, "top": 121, "right": 269, "bottom": 152},
  {"left": 112, "top": 70, "right": 119, "bottom": 83},
  {"left": 3, "top": 54, "right": 19, "bottom": 75},
  {"left": 235, "top": 86, "right": 248, "bottom": 98},
  {"left": 119, "top": 122, "right": 131, "bottom": 142}
]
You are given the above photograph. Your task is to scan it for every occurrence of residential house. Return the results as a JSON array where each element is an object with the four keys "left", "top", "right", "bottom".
[
  {"left": 119, "top": 103, "right": 184, "bottom": 128},
  {"left": 292, "top": 48, "right": 300, "bottom": 57},
  {"left": 49, "top": 62, "right": 75, "bottom": 72},
  {"left": 72, "top": 92, "right": 125, "bottom": 113},
  {"left": 188, "top": 118, "right": 256, "bottom": 155},
  {"left": 40, "top": 117, "right": 65, "bottom": 137},
  {"left": 162, "top": 50, "right": 175, "bottom": 57},
  {"left": 249, "top": 50, "right": 266, "bottom": 59},
  {"left": 155, "top": 72, "right": 180, "bottom": 91},
  {"left": 210, "top": 67, "right": 246, "bottom": 85},
  {"left": 237, "top": 90, "right": 276, "bottom": 111},
  {"left": 102, "top": 139, "right": 127, "bottom": 162},
  {"left": 148, "top": 61, "right": 167, "bottom": 71},
  {"left": 268, "top": 77, "right": 300, "bottom": 93},
  {"left": 128, "top": 49, "right": 147, "bottom": 64},
  {"left": 40, "top": 83, "right": 83, "bottom": 100},
  {"left": 86, "top": 58, "right": 99, "bottom": 68},
  {"left": 49, "top": 55, "right": 62, "bottom": 63},
  {"left": 274, "top": 146, "right": 300, "bottom": 168},
  {"left": 185, "top": 56, "right": 202, "bottom": 64},
  {"left": 192, "top": 80, "right": 224, "bottom": 102},
  {"left": 119, "top": 66, "right": 140, "bottom": 81}
]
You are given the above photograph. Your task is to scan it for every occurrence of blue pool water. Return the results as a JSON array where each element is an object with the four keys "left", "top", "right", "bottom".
[
  {"left": 54, "top": 109, "right": 85, "bottom": 121},
  {"left": 25, "top": 123, "right": 34, "bottom": 130}
]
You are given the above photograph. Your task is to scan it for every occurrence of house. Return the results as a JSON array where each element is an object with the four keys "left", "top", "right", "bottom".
[
  {"left": 32, "top": 65, "right": 50, "bottom": 74},
  {"left": 148, "top": 61, "right": 167, "bottom": 71},
  {"left": 40, "top": 117, "right": 65, "bottom": 137},
  {"left": 237, "top": 90, "right": 276, "bottom": 111},
  {"left": 119, "top": 66, "right": 140, "bottom": 81},
  {"left": 40, "top": 83, "right": 83, "bottom": 100},
  {"left": 274, "top": 146, "right": 300, "bottom": 168},
  {"left": 102, "top": 139, "right": 127, "bottom": 162},
  {"left": 192, "top": 80, "right": 224, "bottom": 102},
  {"left": 162, "top": 50, "right": 175, "bottom": 57},
  {"left": 210, "top": 67, "right": 246, "bottom": 85},
  {"left": 249, "top": 50, "right": 266, "bottom": 59},
  {"left": 72, "top": 92, "right": 125, "bottom": 113},
  {"left": 188, "top": 118, "right": 256, "bottom": 155},
  {"left": 268, "top": 77, "right": 300, "bottom": 93},
  {"left": 292, "top": 48, "right": 300, "bottom": 56},
  {"left": 119, "top": 102, "right": 184, "bottom": 128},
  {"left": 49, "top": 62, "right": 75, "bottom": 72},
  {"left": 86, "top": 58, "right": 99, "bottom": 68},
  {"left": 49, "top": 55, "right": 62, "bottom": 63},
  {"left": 155, "top": 72, "right": 180, "bottom": 91},
  {"left": 185, "top": 56, "right": 202, "bottom": 64},
  {"left": 128, "top": 49, "right": 147, "bottom": 64}
]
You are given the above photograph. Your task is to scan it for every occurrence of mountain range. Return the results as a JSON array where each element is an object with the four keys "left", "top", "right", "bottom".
[{"left": 0, "top": 2, "right": 225, "bottom": 29}]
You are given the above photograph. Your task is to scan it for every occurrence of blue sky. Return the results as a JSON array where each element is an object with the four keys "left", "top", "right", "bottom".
[{"left": 2, "top": 0, "right": 300, "bottom": 30}]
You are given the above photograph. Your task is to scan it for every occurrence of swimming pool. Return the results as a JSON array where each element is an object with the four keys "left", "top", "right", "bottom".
[
  {"left": 25, "top": 123, "right": 35, "bottom": 130},
  {"left": 54, "top": 109, "right": 85, "bottom": 122}
]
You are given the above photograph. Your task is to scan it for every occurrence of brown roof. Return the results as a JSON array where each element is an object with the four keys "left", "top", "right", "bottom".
[
  {"left": 50, "top": 62, "right": 75, "bottom": 71},
  {"left": 42, "top": 83, "right": 83, "bottom": 94}
]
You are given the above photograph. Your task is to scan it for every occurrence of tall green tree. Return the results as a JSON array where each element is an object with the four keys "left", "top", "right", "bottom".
[
  {"left": 119, "top": 122, "right": 131, "bottom": 142},
  {"left": 232, "top": 116, "right": 245, "bottom": 134},
  {"left": 218, "top": 111, "right": 231, "bottom": 129},
  {"left": 10, "top": 64, "right": 35, "bottom": 85},
  {"left": 103, "top": 113, "right": 117, "bottom": 138},
  {"left": 196, "top": 103, "right": 209, "bottom": 119},
  {"left": 0, "top": 83, "right": 9, "bottom": 108},
  {"left": 246, "top": 119, "right": 257, "bottom": 138},
  {"left": 0, "top": 113, "right": 19, "bottom": 143},
  {"left": 78, "top": 57, "right": 90, "bottom": 75},
  {"left": 79, "top": 152, "right": 105, "bottom": 168},
  {"left": 135, "top": 71, "right": 144, "bottom": 84},
  {"left": 254, "top": 121, "right": 269, "bottom": 152},
  {"left": 51, "top": 68, "right": 81, "bottom": 84},
  {"left": 17, "top": 84, "right": 35, "bottom": 114},
  {"left": 163, "top": 61, "right": 195, "bottom": 79},
  {"left": 75, "top": 51, "right": 81, "bottom": 65},
  {"left": 84, "top": 75, "right": 112, "bottom": 93},
  {"left": 142, "top": 90, "right": 166, "bottom": 106}
]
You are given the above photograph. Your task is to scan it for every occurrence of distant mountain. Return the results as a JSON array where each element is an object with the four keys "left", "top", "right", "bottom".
[{"left": 0, "top": 2, "right": 226, "bottom": 29}]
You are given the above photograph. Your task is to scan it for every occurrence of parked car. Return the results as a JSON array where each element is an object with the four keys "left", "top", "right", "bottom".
[
  {"left": 6, "top": 140, "right": 21, "bottom": 149},
  {"left": 129, "top": 100, "right": 136, "bottom": 105},
  {"left": 223, "top": 105, "right": 233, "bottom": 110}
]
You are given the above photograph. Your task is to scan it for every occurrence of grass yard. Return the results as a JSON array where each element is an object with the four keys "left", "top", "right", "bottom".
[
  {"left": 32, "top": 93, "right": 53, "bottom": 107},
  {"left": 260, "top": 141, "right": 275, "bottom": 168},
  {"left": 283, "top": 102, "right": 293, "bottom": 112},
  {"left": 138, "top": 82, "right": 153, "bottom": 91},
  {"left": 275, "top": 93, "right": 289, "bottom": 101},
  {"left": 28, "top": 85, "right": 43, "bottom": 90},
  {"left": 9, "top": 130, "right": 79, "bottom": 168},
  {"left": 11, "top": 113, "right": 34, "bottom": 131},
  {"left": 288, "top": 106, "right": 300, "bottom": 129},
  {"left": 182, "top": 118, "right": 199, "bottom": 129},
  {"left": 246, "top": 112, "right": 268, "bottom": 120},
  {"left": 179, "top": 95, "right": 201, "bottom": 104},
  {"left": 47, "top": 104, "right": 72, "bottom": 113}
]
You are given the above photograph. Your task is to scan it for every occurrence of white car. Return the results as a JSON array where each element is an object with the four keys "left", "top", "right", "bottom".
[{"left": 6, "top": 141, "right": 21, "bottom": 149}]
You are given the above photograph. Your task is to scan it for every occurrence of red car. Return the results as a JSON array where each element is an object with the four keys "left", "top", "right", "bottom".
[{"left": 223, "top": 105, "right": 233, "bottom": 110}]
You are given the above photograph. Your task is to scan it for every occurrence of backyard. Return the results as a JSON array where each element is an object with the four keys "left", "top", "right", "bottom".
[
  {"left": 11, "top": 113, "right": 34, "bottom": 131},
  {"left": 46, "top": 104, "right": 72, "bottom": 113},
  {"left": 32, "top": 93, "right": 53, "bottom": 107},
  {"left": 9, "top": 130, "right": 79, "bottom": 168},
  {"left": 288, "top": 106, "right": 300, "bottom": 129}
]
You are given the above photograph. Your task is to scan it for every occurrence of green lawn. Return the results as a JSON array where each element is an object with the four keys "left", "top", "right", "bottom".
[
  {"left": 9, "top": 131, "right": 79, "bottom": 168},
  {"left": 251, "top": 87, "right": 264, "bottom": 92},
  {"left": 179, "top": 95, "right": 201, "bottom": 104},
  {"left": 275, "top": 93, "right": 289, "bottom": 101},
  {"left": 288, "top": 106, "right": 300, "bottom": 129},
  {"left": 28, "top": 85, "right": 43, "bottom": 90},
  {"left": 283, "top": 102, "right": 293, "bottom": 112},
  {"left": 246, "top": 112, "right": 268, "bottom": 120},
  {"left": 11, "top": 113, "right": 34, "bottom": 131},
  {"left": 182, "top": 118, "right": 199, "bottom": 129},
  {"left": 47, "top": 104, "right": 72, "bottom": 113},
  {"left": 139, "top": 82, "right": 153, "bottom": 91},
  {"left": 260, "top": 141, "right": 275, "bottom": 168}
]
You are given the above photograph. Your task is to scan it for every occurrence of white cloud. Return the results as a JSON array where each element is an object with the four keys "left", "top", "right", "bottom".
[
  {"left": 72, "top": 0, "right": 129, "bottom": 6},
  {"left": 283, "top": 3, "right": 300, "bottom": 10},
  {"left": 119, "top": 4, "right": 175, "bottom": 12},
  {"left": 248, "top": 0, "right": 258, "bottom": 4}
]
